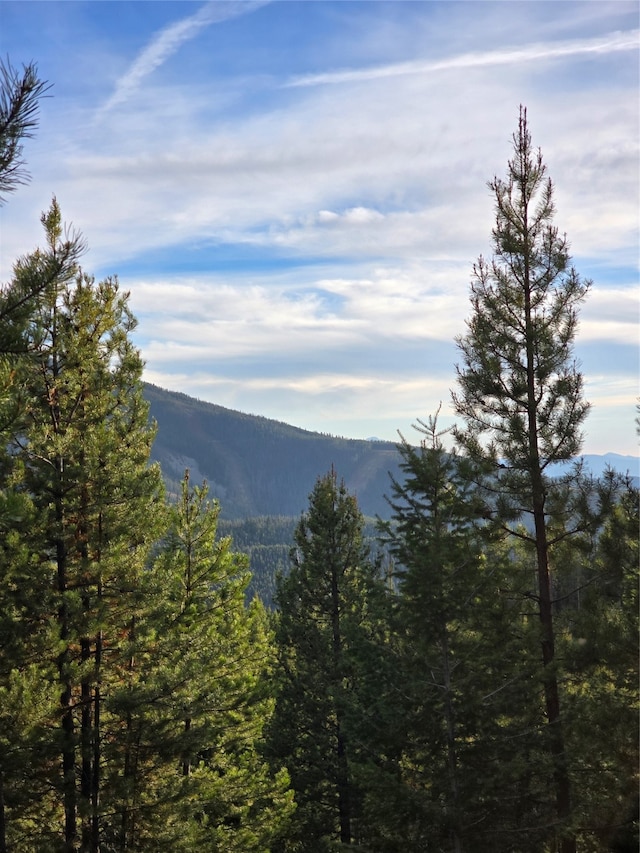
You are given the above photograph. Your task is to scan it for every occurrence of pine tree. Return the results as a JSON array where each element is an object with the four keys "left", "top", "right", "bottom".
[
  {"left": 379, "top": 414, "right": 541, "bottom": 851},
  {"left": 0, "top": 197, "right": 85, "bottom": 849},
  {"left": 110, "top": 471, "right": 292, "bottom": 851},
  {"left": 2, "top": 200, "right": 164, "bottom": 851},
  {"left": 559, "top": 478, "right": 639, "bottom": 850},
  {"left": 452, "top": 107, "right": 592, "bottom": 853},
  {"left": 268, "top": 469, "right": 388, "bottom": 850},
  {"left": 0, "top": 484, "right": 60, "bottom": 852},
  {"left": 0, "top": 57, "right": 49, "bottom": 203}
]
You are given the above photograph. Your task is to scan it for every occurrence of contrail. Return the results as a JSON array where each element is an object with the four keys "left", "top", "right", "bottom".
[
  {"left": 98, "top": 0, "right": 268, "bottom": 115},
  {"left": 285, "top": 29, "right": 639, "bottom": 88}
]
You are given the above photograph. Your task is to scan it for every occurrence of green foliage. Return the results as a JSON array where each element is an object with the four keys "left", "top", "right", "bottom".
[
  {"left": 0, "top": 203, "right": 297, "bottom": 850},
  {"left": 0, "top": 200, "right": 165, "bottom": 850},
  {"left": 219, "top": 516, "right": 386, "bottom": 609},
  {"left": 219, "top": 516, "right": 298, "bottom": 607},
  {"left": 452, "top": 107, "right": 590, "bottom": 477},
  {"left": 558, "top": 481, "right": 639, "bottom": 850},
  {"left": 268, "top": 470, "right": 389, "bottom": 850},
  {"left": 0, "top": 57, "right": 50, "bottom": 203},
  {"left": 106, "top": 471, "right": 293, "bottom": 850},
  {"left": 379, "top": 415, "right": 546, "bottom": 851},
  {"left": 450, "top": 108, "right": 636, "bottom": 853}
]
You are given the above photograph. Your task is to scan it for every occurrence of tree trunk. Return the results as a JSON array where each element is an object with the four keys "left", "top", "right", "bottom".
[
  {"left": 0, "top": 768, "right": 6, "bottom": 853},
  {"left": 57, "top": 533, "right": 77, "bottom": 852},
  {"left": 91, "top": 630, "right": 102, "bottom": 852},
  {"left": 182, "top": 717, "right": 192, "bottom": 777},
  {"left": 81, "top": 636, "right": 93, "bottom": 852},
  {"left": 119, "top": 617, "right": 138, "bottom": 853},
  {"left": 331, "top": 557, "right": 351, "bottom": 845},
  {"left": 61, "top": 678, "right": 77, "bottom": 851},
  {"left": 91, "top": 522, "right": 104, "bottom": 852},
  {"left": 524, "top": 271, "right": 574, "bottom": 853},
  {"left": 441, "top": 630, "right": 463, "bottom": 853},
  {"left": 336, "top": 721, "right": 351, "bottom": 846}
]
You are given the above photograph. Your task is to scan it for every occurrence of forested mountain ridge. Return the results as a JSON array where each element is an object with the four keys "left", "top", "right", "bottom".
[
  {"left": 144, "top": 382, "right": 405, "bottom": 519},
  {"left": 145, "top": 382, "right": 639, "bottom": 520}
]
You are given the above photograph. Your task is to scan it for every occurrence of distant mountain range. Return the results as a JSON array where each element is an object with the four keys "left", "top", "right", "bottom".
[
  {"left": 144, "top": 383, "right": 639, "bottom": 521},
  {"left": 548, "top": 454, "right": 639, "bottom": 481}
]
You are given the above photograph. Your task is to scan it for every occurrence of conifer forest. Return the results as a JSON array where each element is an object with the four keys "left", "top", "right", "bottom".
[{"left": 0, "top": 60, "right": 637, "bottom": 852}]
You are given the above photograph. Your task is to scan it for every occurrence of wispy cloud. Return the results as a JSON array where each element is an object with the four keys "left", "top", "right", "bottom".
[
  {"left": 98, "top": 0, "right": 268, "bottom": 115},
  {"left": 286, "top": 29, "right": 640, "bottom": 88}
]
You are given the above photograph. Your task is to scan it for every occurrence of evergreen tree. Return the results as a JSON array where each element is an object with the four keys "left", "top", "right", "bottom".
[
  {"left": 0, "top": 198, "right": 85, "bottom": 849},
  {"left": 0, "top": 57, "right": 49, "bottom": 203},
  {"left": 268, "top": 470, "right": 388, "bottom": 850},
  {"left": 0, "top": 484, "right": 60, "bottom": 852},
  {"left": 452, "top": 107, "right": 592, "bottom": 852},
  {"left": 558, "top": 478, "right": 639, "bottom": 850},
  {"left": 109, "top": 471, "right": 292, "bottom": 851},
  {"left": 379, "top": 415, "right": 541, "bottom": 851},
  {"left": 2, "top": 200, "right": 164, "bottom": 851},
  {"left": 0, "top": 196, "right": 85, "bottom": 462}
]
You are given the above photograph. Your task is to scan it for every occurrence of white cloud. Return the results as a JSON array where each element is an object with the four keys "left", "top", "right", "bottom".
[
  {"left": 317, "top": 210, "right": 340, "bottom": 224},
  {"left": 5, "top": 26, "right": 635, "bottom": 284},
  {"left": 1, "top": 2, "right": 637, "bottom": 453},
  {"left": 285, "top": 29, "right": 639, "bottom": 88},
  {"left": 97, "top": 0, "right": 268, "bottom": 116},
  {"left": 128, "top": 261, "right": 469, "bottom": 372},
  {"left": 586, "top": 376, "right": 639, "bottom": 408},
  {"left": 580, "top": 287, "right": 639, "bottom": 345}
]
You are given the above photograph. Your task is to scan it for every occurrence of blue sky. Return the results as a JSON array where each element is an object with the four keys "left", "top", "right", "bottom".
[{"left": 1, "top": 1, "right": 638, "bottom": 455}]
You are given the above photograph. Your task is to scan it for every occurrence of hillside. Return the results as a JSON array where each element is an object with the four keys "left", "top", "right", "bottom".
[
  {"left": 144, "top": 383, "right": 404, "bottom": 520},
  {"left": 144, "top": 383, "right": 638, "bottom": 605},
  {"left": 145, "top": 383, "right": 639, "bottom": 520}
]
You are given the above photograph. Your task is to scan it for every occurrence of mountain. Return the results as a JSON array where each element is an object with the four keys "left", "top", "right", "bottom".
[
  {"left": 144, "top": 383, "right": 639, "bottom": 606},
  {"left": 573, "top": 453, "right": 639, "bottom": 480},
  {"left": 144, "top": 383, "right": 404, "bottom": 520},
  {"left": 144, "top": 383, "right": 639, "bottom": 521},
  {"left": 546, "top": 454, "right": 639, "bottom": 485}
]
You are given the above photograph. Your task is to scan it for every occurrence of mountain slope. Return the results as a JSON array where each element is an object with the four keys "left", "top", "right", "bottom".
[
  {"left": 144, "top": 383, "right": 404, "bottom": 519},
  {"left": 144, "top": 384, "right": 639, "bottom": 520}
]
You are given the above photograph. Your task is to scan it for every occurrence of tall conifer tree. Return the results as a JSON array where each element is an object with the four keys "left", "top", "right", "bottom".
[
  {"left": 3, "top": 201, "right": 164, "bottom": 851},
  {"left": 452, "top": 108, "right": 591, "bottom": 853},
  {"left": 380, "top": 415, "right": 540, "bottom": 851},
  {"left": 269, "top": 470, "right": 387, "bottom": 851},
  {"left": 112, "top": 472, "right": 292, "bottom": 851}
]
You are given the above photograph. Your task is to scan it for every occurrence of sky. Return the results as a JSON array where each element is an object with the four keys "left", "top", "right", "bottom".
[{"left": 1, "top": 1, "right": 638, "bottom": 456}]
